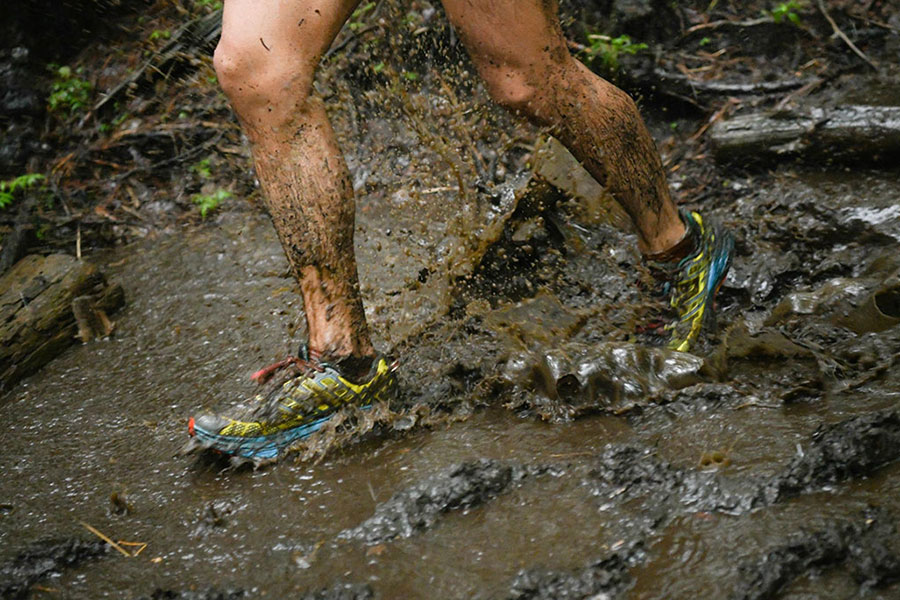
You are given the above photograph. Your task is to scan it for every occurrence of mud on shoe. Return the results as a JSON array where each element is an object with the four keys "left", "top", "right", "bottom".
[
  {"left": 647, "top": 209, "right": 734, "bottom": 352},
  {"left": 188, "top": 347, "right": 398, "bottom": 464}
]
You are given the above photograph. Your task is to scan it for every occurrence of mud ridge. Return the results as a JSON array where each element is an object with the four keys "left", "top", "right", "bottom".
[
  {"left": 140, "top": 590, "right": 246, "bottom": 600},
  {"left": 765, "top": 409, "right": 900, "bottom": 502},
  {"left": 504, "top": 541, "right": 644, "bottom": 600},
  {"left": 339, "top": 459, "right": 542, "bottom": 545},
  {"left": 591, "top": 409, "right": 900, "bottom": 519},
  {"left": 299, "top": 583, "right": 374, "bottom": 600},
  {"left": 0, "top": 538, "right": 109, "bottom": 599},
  {"left": 731, "top": 508, "right": 900, "bottom": 600}
]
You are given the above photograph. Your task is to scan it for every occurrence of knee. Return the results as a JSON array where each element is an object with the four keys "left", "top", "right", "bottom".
[{"left": 213, "top": 39, "right": 315, "bottom": 125}]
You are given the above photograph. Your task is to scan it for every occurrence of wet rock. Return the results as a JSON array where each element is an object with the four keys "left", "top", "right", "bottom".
[
  {"left": 731, "top": 508, "right": 900, "bottom": 600},
  {"left": 0, "top": 538, "right": 108, "bottom": 599},
  {"left": 505, "top": 542, "right": 644, "bottom": 600},
  {"left": 0, "top": 254, "right": 125, "bottom": 390},
  {"left": 340, "top": 459, "right": 527, "bottom": 545},
  {"left": 0, "top": 48, "right": 43, "bottom": 118},
  {"left": 503, "top": 342, "right": 705, "bottom": 419},
  {"left": 299, "top": 582, "right": 374, "bottom": 600}
]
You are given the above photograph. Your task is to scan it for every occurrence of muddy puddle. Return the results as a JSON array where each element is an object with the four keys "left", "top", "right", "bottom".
[{"left": 4, "top": 131, "right": 900, "bottom": 598}]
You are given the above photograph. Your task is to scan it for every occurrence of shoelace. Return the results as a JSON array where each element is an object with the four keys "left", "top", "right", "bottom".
[{"left": 250, "top": 351, "right": 325, "bottom": 385}]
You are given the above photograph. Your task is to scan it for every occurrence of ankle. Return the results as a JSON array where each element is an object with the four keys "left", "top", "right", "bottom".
[
  {"left": 643, "top": 210, "right": 696, "bottom": 264},
  {"left": 333, "top": 354, "right": 376, "bottom": 382}
]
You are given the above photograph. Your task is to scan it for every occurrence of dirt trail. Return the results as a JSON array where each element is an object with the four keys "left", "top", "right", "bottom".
[{"left": 3, "top": 1, "right": 900, "bottom": 598}]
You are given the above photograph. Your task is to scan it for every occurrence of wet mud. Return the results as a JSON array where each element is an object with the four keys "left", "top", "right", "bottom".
[
  {"left": 504, "top": 542, "right": 643, "bottom": 600},
  {"left": 4, "top": 1, "right": 900, "bottom": 599},
  {"left": 140, "top": 591, "right": 245, "bottom": 600},
  {"left": 590, "top": 410, "right": 900, "bottom": 519},
  {"left": 0, "top": 538, "right": 108, "bottom": 599},
  {"left": 732, "top": 508, "right": 900, "bottom": 600},
  {"left": 298, "top": 583, "right": 373, "bottom": 600},
  {"left": 340, "top": 459, "right": 530, "bottom": 545}
]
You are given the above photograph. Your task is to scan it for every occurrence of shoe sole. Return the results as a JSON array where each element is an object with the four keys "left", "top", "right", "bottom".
[{"left": 189, "top": 405, "right": 373, "bottom": 461}]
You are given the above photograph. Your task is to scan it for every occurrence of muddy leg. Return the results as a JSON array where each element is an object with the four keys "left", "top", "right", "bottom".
[
  {"left": 441, "top": 0, "right": 686, "bottom": 255},
  {"left": 215, "top": 0, "right": 375, "bottom": 364}
]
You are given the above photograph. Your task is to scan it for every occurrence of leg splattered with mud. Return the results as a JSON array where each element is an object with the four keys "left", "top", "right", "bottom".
[
  {"left": 441, "top": 0, "right": 685, "bottom": 255},
  {"left": 215, "top": 0, "right": 373, "bottom": 363}
]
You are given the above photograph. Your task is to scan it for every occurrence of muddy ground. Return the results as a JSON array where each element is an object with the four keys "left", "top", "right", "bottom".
[{"left": 2, "top": 1, "right": 900, "bottom": 598}]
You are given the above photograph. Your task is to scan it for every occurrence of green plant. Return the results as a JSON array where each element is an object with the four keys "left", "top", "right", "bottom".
[
  {"left": 47, "top": 65, "right": 93, "bottom": 115},
  {"left": 770, "top": 0, "right": 805, "bottom": 25},
  {"left": 149, "top": 29, "right": 171, "bottom": 42},
  {"left": 699, "top": 36, "right": 712, "bottom": 47},
  {"left": 585, "top": 34, "right": 648, "bottom": 70},
  {"left": 190, "top": 158, "right": 213, "bottom": 179},
  {"left": 0, "top": 174, "right": 45, "bottom": 209},
  {"left": 192, "top": 189, "right": 232, "bottom": 218},
  {"left": 194, "top": 0, "right": 223, "bottom": 11},
  {"left": 348, "top": 2, "right": 375, "bottom": 31}
]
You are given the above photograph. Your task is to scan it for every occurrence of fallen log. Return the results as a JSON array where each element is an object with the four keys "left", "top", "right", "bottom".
[
  {"left": 710, "top": 105, "right": 900, "bottom": 165},
  {"left": 1, "top": 254, "right": 124, "bottom": 391}
]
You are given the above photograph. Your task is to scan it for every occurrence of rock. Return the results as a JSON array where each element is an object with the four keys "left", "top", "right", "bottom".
[{"left": 0, "top": 253, "right": 124, "bottom": 390}]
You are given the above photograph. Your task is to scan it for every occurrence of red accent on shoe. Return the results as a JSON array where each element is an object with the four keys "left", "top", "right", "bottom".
[
  {"left": 250, "top": 355, "right": 325, "bottom": 385},
  {"left": 188, "top": 417, "right": 195, "bottom": 436}
]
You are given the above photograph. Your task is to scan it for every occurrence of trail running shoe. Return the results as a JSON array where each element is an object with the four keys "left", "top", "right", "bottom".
[
  {"left": 650, "top": 209, "right": 734, "bottom": 352},
  {"left": 188, "top": 347, "right": 398, "bottom": 462}
]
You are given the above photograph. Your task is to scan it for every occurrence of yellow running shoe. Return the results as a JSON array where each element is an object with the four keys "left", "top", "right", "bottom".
[
  {"left": 188, "top": 347, "right": 398, "bottom": 462},
  {"left": 649, "top": 209, "right": 734, "bottom": 352}
]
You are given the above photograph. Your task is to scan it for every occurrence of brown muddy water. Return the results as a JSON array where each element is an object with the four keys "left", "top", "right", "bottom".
[{"left": 3, "top": 162, "right": 900, "bottom": 599}]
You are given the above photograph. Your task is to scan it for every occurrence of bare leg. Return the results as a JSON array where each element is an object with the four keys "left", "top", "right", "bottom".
[
  {"left": 440, "top": 0, "right": 685, "bottom": 255},
  {"left": 215, "top": 0, "right": 373, "bottom": 364}
]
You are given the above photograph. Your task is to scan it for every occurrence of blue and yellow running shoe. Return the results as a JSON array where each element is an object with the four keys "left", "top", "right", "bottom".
[
  {"left": 650, "top": 209, "right": 734, "bottom": 352},
  {"left": 188, "top": 347, "right": 398, "bottom": 463}
]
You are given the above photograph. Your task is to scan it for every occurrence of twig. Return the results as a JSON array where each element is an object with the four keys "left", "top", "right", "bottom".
[
  {"left": 80, "top": 521, "right": 132, "bottom": 557},
  {"left": 682, "top": 16, "right": 772, "bottom": 37},
  {"left": 689, "top": 97, "right": 740, "bottom": 142},
  {"left": 775, "top": 77, "right": 825, "bottom": 110},
  {"left": 653, "top": 69, "right": 815, "bottom": 95},
  {"left": 324, "top": 25, "right": 376, "bottom": 59},
  {"left": 816, "top": 0, "right": 878, "bottom": 71}
]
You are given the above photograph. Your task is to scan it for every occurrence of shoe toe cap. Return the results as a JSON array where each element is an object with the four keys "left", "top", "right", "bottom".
[{"left": 191, "top": 413, "right": 230, "bottom": 435}]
